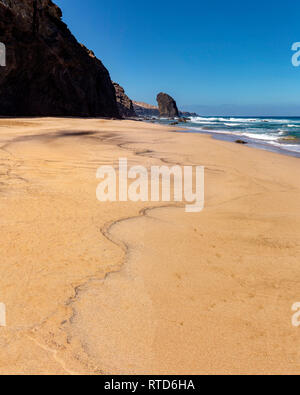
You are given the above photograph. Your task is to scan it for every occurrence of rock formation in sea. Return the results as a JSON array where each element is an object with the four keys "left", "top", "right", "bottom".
[
  {"left": 0, "top": 0, "right": 119, "bottom": 117},
  {"left": 113, "top": 83, "right": 136, "bottom": 118},
  {"left": 156, "top": 92, "right": 179, "bottom": 118}
]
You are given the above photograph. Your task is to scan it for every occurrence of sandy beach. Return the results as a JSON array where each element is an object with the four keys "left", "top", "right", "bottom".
[{"left": 0, "top": 117, "right": 299, "bottom": 375}]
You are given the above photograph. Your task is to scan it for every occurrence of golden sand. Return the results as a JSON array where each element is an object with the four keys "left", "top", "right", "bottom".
[{"left": 0, "top": 118, "right": 299, "bottom": 374}]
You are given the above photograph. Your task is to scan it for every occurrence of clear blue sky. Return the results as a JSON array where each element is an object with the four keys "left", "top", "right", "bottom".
[{"left": 56, "top": 0, "right": 300, "bottom": 115}]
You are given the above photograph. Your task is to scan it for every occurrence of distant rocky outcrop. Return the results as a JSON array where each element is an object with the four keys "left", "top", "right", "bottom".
[
  {"left": 157, "top": 93, "right": 179, "bottom": 118},
  {"left": 180, "top": 110, "right": 198, "bottom": 118},
  {"left": 133, "top": 100, "right": 198, "bottom": 119},
  {"left": 133, "top": 101, "right": 160, "bottom": 117},
  {"left": 113, "top": 83, "right": 136, "bottom": 118},
  {"left": 0, "top": 0, "right": 119, "bottom": 117}
]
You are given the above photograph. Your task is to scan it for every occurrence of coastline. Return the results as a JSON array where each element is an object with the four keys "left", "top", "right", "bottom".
[
  {"left": 173, "top": 126, "right": 300, "bottom": 159},
  {"left": 0, "top": 118, "right": 299, "bottom": 374},
  {"left": 150, "top": 116, "right": 300, "bottom": 159}
]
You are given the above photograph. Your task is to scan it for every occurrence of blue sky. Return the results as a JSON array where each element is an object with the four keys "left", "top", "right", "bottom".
[{"left": 56, "top": 0, "right": 300, "bottom": 115}]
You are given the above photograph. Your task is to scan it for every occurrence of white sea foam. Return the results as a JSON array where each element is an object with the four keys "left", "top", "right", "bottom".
[
  {"left": 228, "top": 118, "right": 258, "bottom": 123},
  {"left": 269, "top": 141, "right": 300, "bottom": 153},
  {"left": 242, "top": 133, "right": 281, "bottom": 141},
  {"left": 190, "top": 116, "right": 259, "bottom": 123},
  {"left": 181, "top": 117, "right": 300, "bottom": 156},
  {"left": 189, "top": 117, "right": 300, "bottom": 125},
  {"left": 190, "top": 117, "right": 221, "bottom": 122},
  {"left": 186, "top": 126, "right": 281, "bottom": 141}
]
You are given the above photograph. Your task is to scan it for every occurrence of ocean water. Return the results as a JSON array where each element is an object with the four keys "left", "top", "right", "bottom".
[{"left": 155, "top": 116, "right": 300, "bottom": 157}]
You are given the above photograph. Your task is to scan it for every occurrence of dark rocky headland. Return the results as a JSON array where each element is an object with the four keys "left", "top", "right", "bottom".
[
  {"left": 133, "top": 101, "right": 160, "bottom": 118},
  {"left": 113, "top": 83, "right": 136, "bottom": 118},
  {"left": 0, "top": 1, "right": 198, "bottom": 120},
  {"left": 0, "top": 0, "right": 119, "bottom": 117}
]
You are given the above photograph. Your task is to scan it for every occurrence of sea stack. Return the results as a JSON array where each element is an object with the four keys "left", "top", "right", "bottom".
[
  {"left": 0, "top": 0, "right": 119, "bottom": 117},
  {"left": 156, "top": 92, "right": 179, "bottom": 118},
  {"left": 113, "top": 83, "right": 136, "bottom": 118}
]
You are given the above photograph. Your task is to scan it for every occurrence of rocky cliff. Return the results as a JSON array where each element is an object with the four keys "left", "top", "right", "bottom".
[
  {"left": 133, "top": 101, "right": 160, "bottom": 117},
  {"left": 133, "top": 100, "right": 198, "bottom": 118},
  {"left": 113, "top": 83, "right": 136, "bottom": 118},
  {"left": 157, "top": 92, "right": 179, "bottom": 118},
  {"left": 0, "top": 0, "right": 119, "bottom": 117}
]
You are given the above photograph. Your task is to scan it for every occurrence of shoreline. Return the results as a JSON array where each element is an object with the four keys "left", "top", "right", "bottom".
[
  {"left": 184, "top": 132, "right": 300, "bottom": 158},
  {"left": 148, "top": 116, "right": 300, "bottom": 159},
  {"left": 0, "top": 118, "right": 299, "bottom": 374},
  {"left": 174, "top": 127, "right": 300, "bottom": 159}
]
